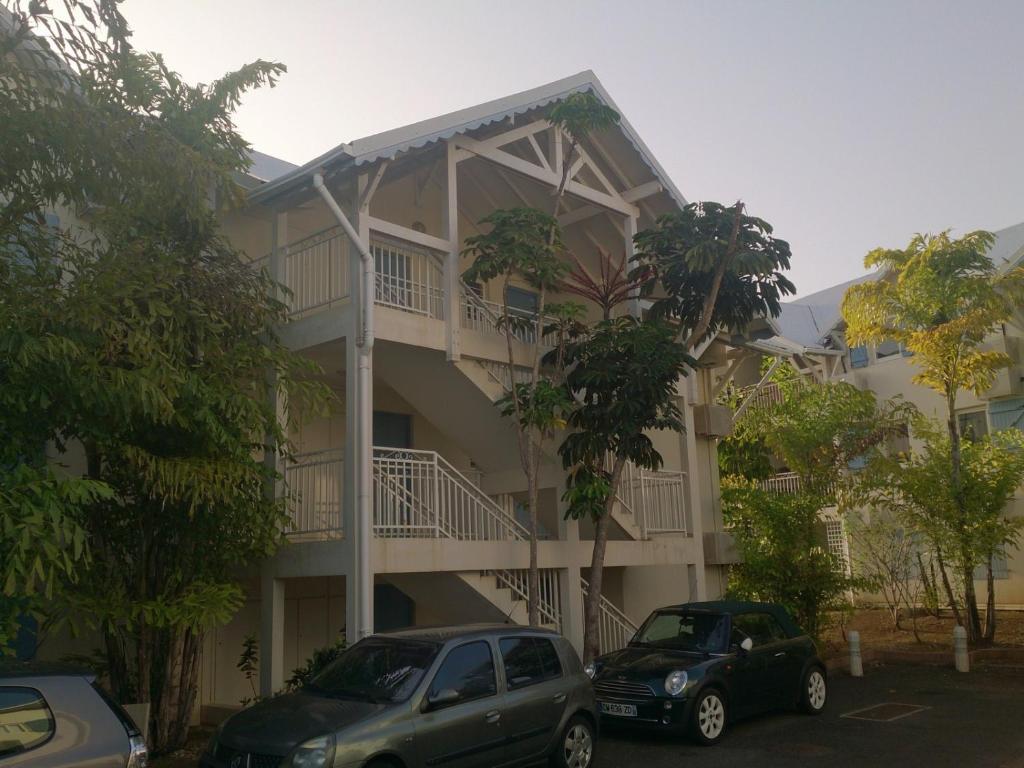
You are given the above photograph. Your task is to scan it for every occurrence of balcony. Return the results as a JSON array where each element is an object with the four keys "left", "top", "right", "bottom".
[
  {"left": 615, "top": 461, "right": 691, "bottom": 537},
  {"left": 284, "top": 447, "right": 528, "bottom": 542}
]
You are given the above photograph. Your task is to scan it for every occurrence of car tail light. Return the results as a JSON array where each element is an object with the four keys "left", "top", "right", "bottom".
[{"left": 126, "top": 734, "right": 148, "bottom": 768}]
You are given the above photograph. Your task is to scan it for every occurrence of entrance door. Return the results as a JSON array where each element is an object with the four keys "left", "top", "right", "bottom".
[{"left": 373, "top": 411, "right": 412, "bottom": 449}]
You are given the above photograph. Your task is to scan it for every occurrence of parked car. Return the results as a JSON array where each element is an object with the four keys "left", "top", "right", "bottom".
[
  {"left": 202, "top": 624, "right": 598, "bottom": 768},
  {"left": 0, "top": 663, "right": 148, "bottom": 767},
  {"left": 588, "top": 600, "right": 827, "bottom": 745}
]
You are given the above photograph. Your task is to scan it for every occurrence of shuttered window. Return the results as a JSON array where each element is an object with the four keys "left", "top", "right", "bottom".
[
  {"left": 849, "top": 345, "right": 869, "bottom": 369},
  {"left": 988, "top": 397, "right": 1024, "bottom": 432}
]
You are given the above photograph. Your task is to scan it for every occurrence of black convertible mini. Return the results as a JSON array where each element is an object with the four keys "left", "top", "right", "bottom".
[{"left": 587, "top": 600, "right": 827, "bottom": 745}]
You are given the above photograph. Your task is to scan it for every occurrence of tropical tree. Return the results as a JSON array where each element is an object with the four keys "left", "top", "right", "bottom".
[
  {"left": 1, "top": 0, "right": 331, "bottom": 753},
  {"left": 842, "top": 229, "right": 1024, "bottom": 642},
  {"left": 462, "top": 92, "right": 618, "bottom": 626},
  {"left": 554, "top": 317, "right": 691, "bottom": 661},
  {"left": 858, "top": 417, "right": 1024, "bottom": 643}
]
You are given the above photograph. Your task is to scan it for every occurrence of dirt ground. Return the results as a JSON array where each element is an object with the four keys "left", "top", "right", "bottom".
[
  {"left": 820, "top": 607, "right": 1024, "bottom": 655},
  {"left": 151, "top": 726, "right": 213, "bottom": 768}
]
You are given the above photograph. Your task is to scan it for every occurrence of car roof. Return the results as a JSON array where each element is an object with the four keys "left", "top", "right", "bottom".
[
  {"left": 652, "top": 601, "right": 805, "bottom": 638},
  {"left": 0, "top": 660, "right": 95, "bottom": 680},
  {"left": 377, "top": 623, "right": 560, "bottom": 644}
]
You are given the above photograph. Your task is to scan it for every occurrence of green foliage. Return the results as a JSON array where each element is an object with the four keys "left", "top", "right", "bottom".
[
  {"left": 633, "top": 202, "right": 796, "bottom": 346},
  {"left": 723, "top": 481, "right": 853, "bottom": 639},
  {"left": 498, "top": 380, "right": 572, "bottom": 435},
  {"left": 548, "top": 92, "right": 619, "bottom": 142},
  {"left": 462, "top": 208, "right": 567, "bottom": 289},
  {"left": 843, "top": 230, "right": 1024, "bottom": 399},
  {"left": 285, "top": 636, "right": 347, "bottom": 692},
  {"left": 237, "top": 634, "right": 260, "bottom": 706},
  {"left": 0, "top": 0, "right": 332, "bottom": 752},
  {"left": 554, "top": 317, "right": 691, "bottom": 519}
]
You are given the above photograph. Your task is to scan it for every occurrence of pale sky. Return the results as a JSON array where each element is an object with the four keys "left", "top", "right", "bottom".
[{"left": 122, "top": 0, "right": 1024, "bottom": 298}]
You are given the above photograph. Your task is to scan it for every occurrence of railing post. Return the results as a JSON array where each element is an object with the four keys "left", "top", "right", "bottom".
[{"left": 433, "top": 452, "right": 442, "bottom": 538}]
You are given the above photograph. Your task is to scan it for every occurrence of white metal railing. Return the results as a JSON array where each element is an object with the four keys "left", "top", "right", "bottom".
[
  {"left": 760, "top": 471, "right": 802, "bottom": 494},
  {"left": 491, "top": 569, "right": 562, "bottom": 629},
  {"left": 285, "top": 450, "right": 344, "bottom": 537},
  {"left": 460, "top": 284, "right": 555, "bottom": 346},
  {"left": 735, "top": 380, "right": 785, "bottom": 411},
  {"left": 581, "top": 578, "right": 639, "bottom": 654},
  {"left": 371, "top": 236, "right": 444, "bottom": 319},
  {"left": 280, "top": 226, "right": 349, "bottom": 316},
  {"left": 615, "top": 460, "right": 690, "bottom": 537},
  {"left": 372, "top": 448, "right": 529, "bottom": 540}
]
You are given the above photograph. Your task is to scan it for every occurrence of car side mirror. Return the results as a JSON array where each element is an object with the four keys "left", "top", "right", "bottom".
[
  {"left": 426, "top": 688, "right": 460, "bottom": 709},
  {"left": 740, "top": 637, "right": 754, "bottom": 653}
]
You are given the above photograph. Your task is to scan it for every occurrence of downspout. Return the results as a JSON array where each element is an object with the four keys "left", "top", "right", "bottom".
[{"left": 313, "top": 172, "right": 374, "bottom": 639}]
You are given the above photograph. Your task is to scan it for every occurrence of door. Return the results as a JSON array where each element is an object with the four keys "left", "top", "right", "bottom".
[
  {"left": 498, "top": 636, "right": 568, "bottom": 762},
  {"left": 414, "top": 640, "right": 509, "bottom": 768},
  {"left": 730, "top": 613, "right": 791, "bottom": 711},
  {"left": 373, "top": 411, "right": 412, "bottom": 449}
]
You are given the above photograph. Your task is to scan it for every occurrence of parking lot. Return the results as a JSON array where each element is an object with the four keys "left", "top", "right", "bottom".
[{"left": 596, "top": 665, "right": 1024, "bottom": 767}]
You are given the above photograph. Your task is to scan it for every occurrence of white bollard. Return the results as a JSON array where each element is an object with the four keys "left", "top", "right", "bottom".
[
  {"left": 849, "top": 630, "right": 863, "bottom": 677},
  {"left": 954, "top": 625, "right": 970, "bottom": 673}
]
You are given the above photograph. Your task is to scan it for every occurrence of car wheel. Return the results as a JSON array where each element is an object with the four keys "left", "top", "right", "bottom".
[
  {"left": 690, "top": 688, "right": 727, "bottom": 746},
  {"left": 800, "top": 667, "right": 828, "bottom": 714},
  {"left": 551, "top": 715, "right": 595, "bottom": 768}
]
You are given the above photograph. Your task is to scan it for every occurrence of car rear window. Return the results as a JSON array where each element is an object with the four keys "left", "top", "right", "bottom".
[
  {"left": 499, "top": 637, "right": 563, "bottom": 690},
  {"left": 0, "top": 686, "right": 55, "bottom": 758}
]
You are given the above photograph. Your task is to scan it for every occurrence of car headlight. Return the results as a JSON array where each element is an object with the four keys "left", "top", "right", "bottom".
[
  {"left": 664, "top": 670, "right": 688, "bottom": 696},
  {"left": 283, "top": 734, "right": 336, "bottom": 768},
  {"left": 584, "top": 661, "right": 597, "bottom": 679}
]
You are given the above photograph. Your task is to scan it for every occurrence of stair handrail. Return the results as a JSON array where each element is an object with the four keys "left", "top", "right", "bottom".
[
  {"left": 491, "top": 569, "right": 562, "bottom": 628},
  {"left": 581, "top": 577, "right": 639, "bottom": 652}
]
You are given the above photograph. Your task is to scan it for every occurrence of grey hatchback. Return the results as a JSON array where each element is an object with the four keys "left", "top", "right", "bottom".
[
  {"left": 0, "top": 665, "right": 148, "bottom": 767},
  {"left": 202, "top": 624, "right": 597, "bottom": 768}
]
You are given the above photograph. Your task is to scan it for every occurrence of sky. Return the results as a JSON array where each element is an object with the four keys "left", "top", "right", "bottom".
[{"left": 121, "top": 0, "right": 1024, "bottom": 298}]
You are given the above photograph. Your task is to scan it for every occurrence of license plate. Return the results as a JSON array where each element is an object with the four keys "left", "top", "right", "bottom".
[{"left": 600, "top": 702, "right": 637, "bottom": 717}]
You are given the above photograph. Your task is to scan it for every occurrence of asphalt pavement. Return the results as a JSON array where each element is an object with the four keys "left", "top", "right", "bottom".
[{"left": 595, "top": 664, "right": 1024, "bottom": 767}]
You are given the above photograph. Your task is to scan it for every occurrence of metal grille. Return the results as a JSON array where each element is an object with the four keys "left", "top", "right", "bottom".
[
  {"left": 215, "top": 744, "right": 283, "bottom": 768},
  {"left": 371, "top": 237, "right": 444, "bottom": 319},
  {"left": 594, "top": 680, "right": 656, "bottom": 699}
]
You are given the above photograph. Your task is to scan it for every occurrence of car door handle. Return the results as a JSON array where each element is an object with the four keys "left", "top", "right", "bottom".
[
  {"left": 553, "top": 693, "right": 567, "bottom": 704},
  {"left": 485, "top": 709, "right": 501, "bottom": 724},
  {"left": 774, "top": 651, "right": 787, "bottom": 657}
]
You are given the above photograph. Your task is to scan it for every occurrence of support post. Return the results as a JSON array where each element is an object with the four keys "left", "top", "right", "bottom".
[
  {"left": 848, "top": 630, "right": 864, "bottom": 677},
  {"left": 625, "top": 213, "right": 640, "bottom": 317},
  {"left": 259, "top": 571, "right": 285, "bottom": 697},
  {"left": 954, "top": 625, "right": 970, "bottom": 672},
  {"left": 681, "top": 375, "right": 709, "bottom": 600},
  {"left": 556, "top": 493, "right": 584, "bottom": 655},
  {"left": 444, "top": 141, "right": 461, "bottom": 360}
]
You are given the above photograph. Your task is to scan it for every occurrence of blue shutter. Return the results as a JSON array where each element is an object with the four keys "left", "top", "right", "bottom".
[
  {"left": 974, "top": 555, "right": 1009, "bottom": 581},
  {"left": 850, "top": 345, "right": 869, "bottom": 369},
  {"left": 988, "top": 397, "right": 1024, "bottom": 432}
]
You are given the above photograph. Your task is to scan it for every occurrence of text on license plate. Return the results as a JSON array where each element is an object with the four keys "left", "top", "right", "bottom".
[{"left": 600, "top": 702, "right": 637, "bottom": 717}]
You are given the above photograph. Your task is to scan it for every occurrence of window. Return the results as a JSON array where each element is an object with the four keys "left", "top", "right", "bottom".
[
  {"left": 875, "top": 339, "right": 901, "bottom": 360},
  {"left": 974, "top": 555, "right": 1009, "bottom": 581},
  {"left": 957, "top": 410, "right": 989, "bottom": 443},
  {"left": 506, "top": 286, "right": 538, "bottom": 316},
  {"left": 849, "top": 345, "right": 869, "bottom": 369},
  {"left": 989, "top": 397, "right": 1024, "bottom": 432},
  {"left": 428, "top": 642, "right": 496, "bottom": 706},
  {"left": 731, "top": 613, "right": 788, "bottom": 647},
  {"left": 0, "top": 687, "right": 55, "bottom": 758},
  {"left": 499, "top": 637, "right": 562, "bottom": 690},
  {"left": 311, "top": 637, "right": 439, "bottom": 703},
  {"left": 634, "top": 611, "right": 730, "bottom": 654}
]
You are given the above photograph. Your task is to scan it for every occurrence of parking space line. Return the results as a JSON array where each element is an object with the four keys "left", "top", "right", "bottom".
[{"left": 840, "top": 703, "right": 931, "bottom": 722}]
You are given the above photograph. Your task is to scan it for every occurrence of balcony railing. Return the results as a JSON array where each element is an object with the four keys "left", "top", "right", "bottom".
[
  {"left": 461, "top": 285, "right": 556, "bottom": 347},
  {"left": 582, "top": 578, "right": 639, "bottom": 655},
  {"left": 490, "top": 569, "right": 563, "bottom": 629},
  {"left": 371, "top": 236, "right": 445, "bottom": 319},
  {"left": 759, "top": 471, "right": 802, "bottom": 495},
  {"left": 285, "top": 447, "right": 529, "bottom": 541},
  {"left": 615, "top": 461, "right": 690, "bottom": 537}
]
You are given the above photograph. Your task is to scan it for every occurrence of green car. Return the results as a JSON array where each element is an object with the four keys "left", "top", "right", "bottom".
[
  {"left": 587, "top": 601, "right": 827, "bottom": 745},
  {"left": 202, "top": 624, "right": 598, "bottom": 768}
]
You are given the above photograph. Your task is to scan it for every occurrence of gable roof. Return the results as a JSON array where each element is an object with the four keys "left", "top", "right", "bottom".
[
  {"left": 247, "top": 150, "right": 298, "bottom": 183},
  {"left": 247, "top": 70, "right": 687, "bottom": 209}
]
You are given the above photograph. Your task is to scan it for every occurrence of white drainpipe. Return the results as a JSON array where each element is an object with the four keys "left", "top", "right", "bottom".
[{"left": 313, "top": 172, "right": 374, "bottom": 638}]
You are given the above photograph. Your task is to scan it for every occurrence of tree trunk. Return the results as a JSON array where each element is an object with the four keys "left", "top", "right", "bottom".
[
  {"left": 983, "top": 555, "right": 997, "bottom": 644},
  {"left": 944, "top": 388, "right": 982, "bottom": 642},
  {"left": 934, "top": 546, "right": 963, "bottom": 627},
  {"left": 582, "top": 457, "right": 627, "bottom": 662}
]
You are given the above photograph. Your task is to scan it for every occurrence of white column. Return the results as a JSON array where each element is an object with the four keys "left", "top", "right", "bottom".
[
  {"left": 625, "top": 213, "right": 640, "bottom": 317},
  {"left": 681, "top": 374, "right": 709, "bottom": 601},
  {"left": 343, "top": 175, "right": 375, "bottom": 642},
  {"left": 556, "top": 492, "right": 585, "bottom": 655},
  {"left": 259, "top": 570, "right": 285, "bottom": 697},
  {"left": 444, "top": 141, "right": 461, "bottom": 361}
]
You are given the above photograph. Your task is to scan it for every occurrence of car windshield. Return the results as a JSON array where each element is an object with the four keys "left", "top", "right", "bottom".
[
  {"left": 308, "top": 637, "right": 439, "bottom": 703},
  {"left": 633, "top": 611, "right": 730, "bottom": 654}
]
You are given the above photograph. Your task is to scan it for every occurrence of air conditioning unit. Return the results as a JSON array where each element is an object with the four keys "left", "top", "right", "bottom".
[
  {"left": 703, "top": 531, "right": 741, "bottom": 565},
  {"left": 693, "top": 403, "right": 733, "bottom": 438}
]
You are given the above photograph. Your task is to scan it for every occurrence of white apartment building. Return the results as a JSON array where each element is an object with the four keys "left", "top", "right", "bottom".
[{"left": 192, "top": 72, "right": 750, "bottom": 709}]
